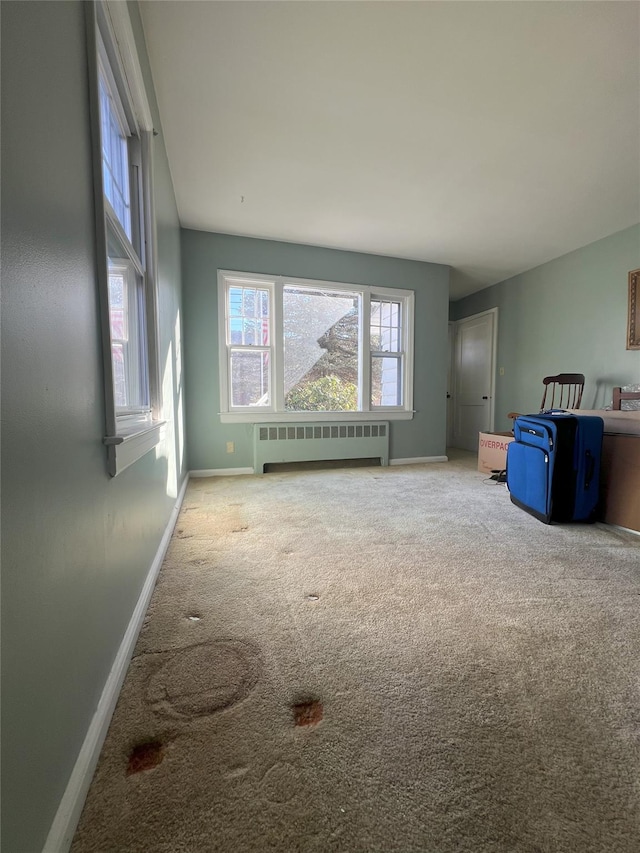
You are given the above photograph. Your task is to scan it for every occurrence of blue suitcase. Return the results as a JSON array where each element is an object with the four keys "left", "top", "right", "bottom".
[{"left": 506, "top": 411, "right": 604, "bottom": 524}]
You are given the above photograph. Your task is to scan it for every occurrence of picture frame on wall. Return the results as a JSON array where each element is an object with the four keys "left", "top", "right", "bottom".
[{"left": 628, "top": 268, "right": 640, "bottom": 350}]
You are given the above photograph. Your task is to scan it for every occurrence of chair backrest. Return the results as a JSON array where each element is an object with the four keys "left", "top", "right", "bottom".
[
  {"left": 540, "top": 373, "right": 585, "bottom": 411},
  {"left": 612, "top": 386, "right": 640, "bottom": 410}
]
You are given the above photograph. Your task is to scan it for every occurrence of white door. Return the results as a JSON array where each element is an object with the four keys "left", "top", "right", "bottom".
[
  {"left": 453, "top": 310, "right": 497, "bottom": 452},
  {"left": 446, "top": 322, "right": 454, "bottom": 446}
]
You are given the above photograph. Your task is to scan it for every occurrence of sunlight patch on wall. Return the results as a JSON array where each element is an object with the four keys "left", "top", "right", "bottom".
[
  {"left": 175, "top": 311, "right": 185, "bottom": 470},
  {"left": 159, "top": 339, "right": 178, "bottom": 499}
]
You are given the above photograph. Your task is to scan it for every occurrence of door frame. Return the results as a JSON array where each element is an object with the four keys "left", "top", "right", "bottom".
[
  {"left": 447, "top": 321, "right": 455, "bottom": 446},
  {"left": 452, "top": 307, "right": 498, "bottom": 443}
]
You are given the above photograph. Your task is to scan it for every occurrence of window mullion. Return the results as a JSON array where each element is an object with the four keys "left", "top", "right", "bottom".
[
  {"left": 219, "top": 277, "right": 231, "bottom": 414},
  {"left": 273, "top": 280, "right": 285, "bottom": 412},
  {"left": 229, "top": 345, "right": 270, "bottom": 354},
  {"left": 126, "top": 263, "right": 139, "bottom": 407},
  {"left": 140, "top": 130, "right": 160, "bottom": 418},
  {"left": 404, "top": 293, "right": 414, "bottom": 413},
  {"left": 361, "top": 289, "right": 371, "bottom": 412},
  {"left": 128, "top": 136, "right": 143, "bottom": 263}
]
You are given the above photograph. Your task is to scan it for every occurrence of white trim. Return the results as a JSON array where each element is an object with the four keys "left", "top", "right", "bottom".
[
  {"left": 42, "top": 475, "right": 189, "bottom": 853},
  {"left": 141, "top": 130, "right": 162, "bottom": 420},
  {"left": 598, "top": 522, "right": 640, "bottom": 538},
  {"left": 273, "top": 281, "right": 285, "bottom": 412},
  {"left": 192, "top": 459, "right": 448, "bottom": 475},
  {"left": 447, "top": 321, "right": 455, "bottom": 446},
  {"left": 190, "top": 467, "right": 254, "bottom": 478},
  {"left": 220, "top": 410, "right": 414, "bottom": 424},
  {"left": 390, "top": 456, "right": 449, "bottom": 465},
  {"left": 401, "top": 289, "right": 415, "bottom": 414},
  {"left": 104, "top": 421, "right": 166, "bottom": 477},
  {"left": 360, "top": 288, "right": 371, "bottom": 412},
  {"left": 103, "top": 0, "right": 153, "bottom": 132}
]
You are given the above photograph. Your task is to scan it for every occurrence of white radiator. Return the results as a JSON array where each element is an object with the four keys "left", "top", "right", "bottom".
[{"left": 253, "top": 422, "right": 389, "bottom": 474}]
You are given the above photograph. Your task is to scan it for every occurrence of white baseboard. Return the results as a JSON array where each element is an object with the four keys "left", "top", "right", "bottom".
[
  {"left": 598, "top": 521, "right": 640, "bottom": 538},
  {"left": 389, "top": 455, "right": 448, "bottom": 466},
  {"left": 190, "top": 467, "right": 254, "bottom": 477},
  {"left": 193, "top": 461, "right": 450, "bottom": 474},
  {"left": 42, "top": 474, "right": 190, "bottom": 853}
]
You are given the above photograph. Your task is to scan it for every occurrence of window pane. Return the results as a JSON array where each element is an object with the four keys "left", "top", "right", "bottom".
[
  {"left": 284, "top": 287, "right": 359, "bottom": 411},
  {"left": 227, "top": 286, "right": 270, "bottom": 345},
  {"left": 99, "top": 76, "right": 132, "bottom": 239},
  {"left": 243, "top": 288, "right": 256, "bottom": 317},
  {"left": 371, "top": 356, "right": 402, "bottom": 407},
  {"left": 229, "top": 287, "right": 243, "bottom": 317},
  {"left": 109, "top": 259, "right": 148, "bottom": 411},
  {"left": 230, "top": 350, "right": 270, "bottom": 407},
  {"left": 371, "top": 299, "right": 401, "bottom": 353},
  {"left": 111, "top": 342, "right": 126, "bottom": 409},
  {"left": 108, "top": 264, "right": 129, "bottom": 408},
  {"left": 108, "top": 268, "right": 127, "bottom": 340},
  {"left": 229, "top": 318, "right": 243, "bottom": 344}
]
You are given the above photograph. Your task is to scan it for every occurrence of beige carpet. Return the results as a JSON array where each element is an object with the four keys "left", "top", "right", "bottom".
[{"left": 71, "top": 453, "right": 640, "bottom": 852}]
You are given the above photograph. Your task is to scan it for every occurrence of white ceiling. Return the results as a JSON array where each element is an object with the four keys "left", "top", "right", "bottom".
[{"left": 139, "top": 1, "right": 640, "bottom": 300}]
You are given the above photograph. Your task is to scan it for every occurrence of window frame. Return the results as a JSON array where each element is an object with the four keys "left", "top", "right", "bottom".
[
  {"left": 87, "top": 1, "right": 164, "bottom": 475},
  {"left": 217, "top": 270, "right": 415, "bottom": 423},
  {"left": 219, "top": 272, "right": 277, "bottom": 415},
  {"left": 370, "top": 298, "right": 405, "bottom": 409}
]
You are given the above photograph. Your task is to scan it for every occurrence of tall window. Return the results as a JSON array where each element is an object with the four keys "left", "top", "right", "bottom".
[
  {"left": 370, "top": 299, "right": 403, "bottom": 407},
  {"left": 98, "top": 53, "right": 149, "bottom": 416},
  {"left": 227, "top": 282, "right": 271, "bottom": 407},
  {"left": 218, "top": 271, "right": 414, "bottom": 422},
  {"left": 91, "top": 2, "right": 160, "bottom": 475}
]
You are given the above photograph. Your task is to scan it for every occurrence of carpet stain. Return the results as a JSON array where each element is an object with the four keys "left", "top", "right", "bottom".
[
  {"left": 146, "top": 640, "right": 262, "bottom": 719},
  {"left": 232, "top": 525, "right": 249, "bottom": 533},
  {"left": 292, "top": 699, "right": 323, "bottom": 726},
  {"left": 126, "top": 740, "right": 165, "bottom": 775}
]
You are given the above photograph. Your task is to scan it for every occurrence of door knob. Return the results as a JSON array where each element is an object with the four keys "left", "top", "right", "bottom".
[{"left": 482, "top": 396, "right": 489, "bottom": 400}]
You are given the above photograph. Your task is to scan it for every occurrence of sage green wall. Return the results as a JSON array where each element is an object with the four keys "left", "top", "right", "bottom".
[
  {"left": 452, "top": 225, "right": 640, "bottom": 430},
  {"left": 1, "top": 3, "right": 185, "bottom": 851},
  {"left": 182, "top": 229, "right": 450, "bottom": 470}
]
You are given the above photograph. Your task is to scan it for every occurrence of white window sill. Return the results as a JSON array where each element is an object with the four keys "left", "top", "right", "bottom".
[
  {"left": 219, "top": 410, "right": 414, "bottom": 424},
  {"left": 103, "top": 420, "right": 166, "bottom": 476}
]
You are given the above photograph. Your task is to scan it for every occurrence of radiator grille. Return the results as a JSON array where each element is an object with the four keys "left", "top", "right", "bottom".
[
  {"left": 258, "top": 424, "right": 386, "bottom": 442},
  {"left": 254, "top": 422, "right": 389, "bottom": 473}
]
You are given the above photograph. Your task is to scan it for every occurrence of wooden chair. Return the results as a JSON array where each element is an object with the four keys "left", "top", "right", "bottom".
[
  {"left": 539, "top": 373, "right": 585, "bottom": 410},
  {"left": 612, "top": 386, "right": 640, "bottom": 410},
  {"left": 508, "top": 373, "right": 585, "bottom": 421}
]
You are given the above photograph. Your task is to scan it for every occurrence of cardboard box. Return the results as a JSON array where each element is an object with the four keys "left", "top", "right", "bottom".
[{"left": 478, "top": 431, "right": 514, "bottom": 475}]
